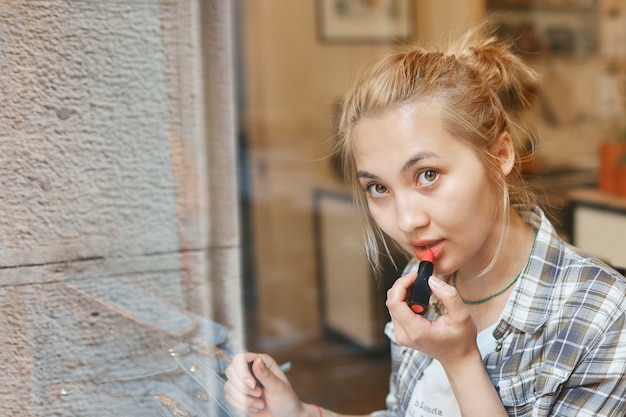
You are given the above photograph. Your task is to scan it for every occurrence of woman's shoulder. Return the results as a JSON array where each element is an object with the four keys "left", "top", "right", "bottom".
[
  {"left": 553, "top": 242, "right": 625, "bottom": 326},
  {"left": 561, "top": 240, "right": 625, "bottom": 289},
  {"left": 531, "top": 207, "right": 625, "bottom": 314},
  {"left": 513, "top": 219, "right": 625, "bottom": 338}
]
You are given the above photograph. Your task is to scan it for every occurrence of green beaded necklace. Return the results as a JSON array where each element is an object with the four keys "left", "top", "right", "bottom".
[
  {"left": 452, "top": 271, "right": 520, "bottom": 305},
  {"left": 453, "top": 229, "right": 537, "bottom": 305}
]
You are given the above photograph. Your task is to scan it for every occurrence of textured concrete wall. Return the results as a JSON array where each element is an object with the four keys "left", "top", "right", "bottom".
[
  {"left": 1, "top": 1, "right": 180, "bottom": 265},
  {"left": 0, "top": 1, "right": 240, "bottom": 414}
]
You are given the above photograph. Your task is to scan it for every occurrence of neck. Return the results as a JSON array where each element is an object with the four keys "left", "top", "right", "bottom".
[{"left": 454, "top": 210, "right": 534, "bottom": 302}]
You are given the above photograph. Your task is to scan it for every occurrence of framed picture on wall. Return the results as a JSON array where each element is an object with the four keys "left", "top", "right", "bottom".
[{"left": 317, "top": 0, "right": 414, "bottom": 43}]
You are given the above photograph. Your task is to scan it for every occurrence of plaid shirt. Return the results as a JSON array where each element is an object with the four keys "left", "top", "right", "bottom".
[{"left": 374, "top": 207, "right": 626, "bottom": 417}]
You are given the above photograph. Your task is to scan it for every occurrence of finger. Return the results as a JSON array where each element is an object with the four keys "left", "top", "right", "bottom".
[
  {"left": 397, "top": 271, "right": 418, "bottom": 290},
  {"left": 229, "top": 353, "right": 264, "bottom": 394},
  {"left": 225, "top": 364, "right": 260, "bottom": 399},
  {"left": 252, "top": 354, "right": 288, "bottom": 389},
  {"left": 387, "top": 307, "right": 432, "bottom": 349},
  {"left": 224, "top": 385, "right": 265, "bottom": 413},
  {"left": 386, "top": 272, "right": 417, "bottom": 303},
  {"left": 428, "top": 276, "right": 467, "bottom": 319},
  {"left": 387, "top": 288, "right": 431, "bottom": 327}
]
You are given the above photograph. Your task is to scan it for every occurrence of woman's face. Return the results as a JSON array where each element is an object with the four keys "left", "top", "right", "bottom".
[{"left": 352, "top": 102, "right": 505, "bottom": 276}]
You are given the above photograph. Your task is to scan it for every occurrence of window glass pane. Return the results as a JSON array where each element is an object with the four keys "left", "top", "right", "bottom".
[
  {"left": 237, "top": 0, "right": 626, "bottom": 414},
  {"left": 1, "top": 2, "right": 241, "bottom": 416}
]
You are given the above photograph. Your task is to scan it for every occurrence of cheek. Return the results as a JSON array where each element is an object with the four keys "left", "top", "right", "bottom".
[
  {"left": 436, "top": 177, "right": 499, "bottom": 233},
  {"left": 428, "top": 187, "right": 497, "bottom": 271},
  {"left": 367, "top": 203, "right": 397, "bottom": 238}
]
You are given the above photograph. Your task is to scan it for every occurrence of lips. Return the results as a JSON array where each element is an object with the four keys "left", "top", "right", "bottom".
[{"left": 411, "top": 240, "right": 442, "bottom": 260}]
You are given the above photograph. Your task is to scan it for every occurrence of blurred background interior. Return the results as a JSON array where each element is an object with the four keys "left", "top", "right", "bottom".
[{"left": 234, "top": 0, "right": 626, "bottom": 414}]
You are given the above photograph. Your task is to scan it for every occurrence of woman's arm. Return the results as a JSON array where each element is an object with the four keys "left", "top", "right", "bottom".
[{"left": 443, "top": 348, "right": 508, "bottom": 417}]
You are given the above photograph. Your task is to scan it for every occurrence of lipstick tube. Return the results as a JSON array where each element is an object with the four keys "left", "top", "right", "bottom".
[{"left": 408, "top": 249, "right": 434, "bottom": 315}]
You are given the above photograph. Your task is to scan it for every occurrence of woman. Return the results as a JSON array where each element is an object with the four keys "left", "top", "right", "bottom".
[{"left": 224, "top": 27, "right": 626, "bottom": 417}]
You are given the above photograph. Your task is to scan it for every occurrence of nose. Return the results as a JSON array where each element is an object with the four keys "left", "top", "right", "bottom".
[{"left": 396, "top": 192, "right": 429, "bottom": 233}]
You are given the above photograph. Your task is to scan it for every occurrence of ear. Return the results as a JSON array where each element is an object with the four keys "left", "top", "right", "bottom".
[{"left": 492, "top": 132, "right": 515, "bottom": 176}]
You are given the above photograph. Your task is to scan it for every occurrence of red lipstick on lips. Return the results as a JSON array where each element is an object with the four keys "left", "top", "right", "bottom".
[{"left": 408, "top": 248, "right": 434, "bottom": 315}]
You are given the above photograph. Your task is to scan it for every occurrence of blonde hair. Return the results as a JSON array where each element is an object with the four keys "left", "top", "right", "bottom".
[{"left": 335, "top": 26, "right": 541, "bottom": 275}]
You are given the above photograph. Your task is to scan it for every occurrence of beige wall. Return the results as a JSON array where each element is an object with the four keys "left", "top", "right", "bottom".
[{"left": 241, "top": 0, "right": 485, "bottom": 344}]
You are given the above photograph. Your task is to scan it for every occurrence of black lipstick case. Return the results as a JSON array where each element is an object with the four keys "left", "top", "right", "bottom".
[{"left": 408, "top": 259, "right": 434, "bottom": 315}]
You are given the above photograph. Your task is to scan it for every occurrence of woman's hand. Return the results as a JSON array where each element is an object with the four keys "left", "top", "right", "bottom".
[
  {"left": 386, "top": 272, "right": 479, "bottom": 367},
  {"left": 224, "top": 352, "right": 307, "bottom": 417}
]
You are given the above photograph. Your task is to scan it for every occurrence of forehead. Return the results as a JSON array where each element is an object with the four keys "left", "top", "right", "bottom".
[
  {"left": 352, "top": 103, "right": 454, "bottom": 158},
  {"left": 351, "top": 103, "right": 486, "bottom": 177}
]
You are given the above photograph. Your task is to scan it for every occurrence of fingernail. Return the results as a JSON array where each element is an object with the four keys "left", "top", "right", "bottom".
[
  {"left": 249, "top": 401, "right": 264, "bottom": 412},
  {"left": 429, "top": 276, "right": 444, "bottom": 288},
  {"left": 244, "top": 378, "right": 255, "bottom": 390}
]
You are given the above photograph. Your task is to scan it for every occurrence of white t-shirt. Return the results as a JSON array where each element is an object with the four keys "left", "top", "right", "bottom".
[{"left": 405, "top": 322, "right": 498, "bottom": 417}]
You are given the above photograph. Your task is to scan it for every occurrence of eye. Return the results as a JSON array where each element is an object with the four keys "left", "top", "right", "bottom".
[
  {"left": 417, "top": 169, "right": 438, "bottom": 186},
  {"left": 366, "top": 183, "right": 388, "bottom": 198}
]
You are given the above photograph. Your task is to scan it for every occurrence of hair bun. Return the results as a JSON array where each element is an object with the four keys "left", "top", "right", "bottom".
[{"left": 449, "top": 26, "right": 540, "bottom": 111}]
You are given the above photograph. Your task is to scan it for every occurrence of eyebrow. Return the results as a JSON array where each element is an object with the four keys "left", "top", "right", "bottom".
[
  {"left": 401, "top": 151, "right": 440, "bottom": 173},
  {"left": 356, "top": 170, "right": 379, "bottom": 181},
  {"left": 357, "top": 151, "right": 440, "bottom": 180}
]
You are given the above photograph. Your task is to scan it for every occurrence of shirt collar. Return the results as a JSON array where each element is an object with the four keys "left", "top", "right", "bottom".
[{"left": 497, "top": 206, "right": 563, "bottom": 334}]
